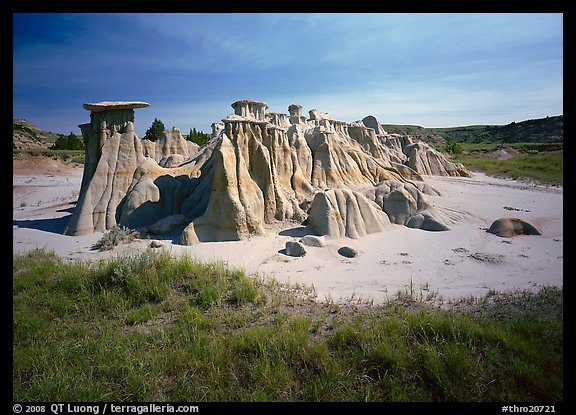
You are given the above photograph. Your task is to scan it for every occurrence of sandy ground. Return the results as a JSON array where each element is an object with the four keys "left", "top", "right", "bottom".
[{"left": 13, "top": 157, "right": 563, "bottom": 304}]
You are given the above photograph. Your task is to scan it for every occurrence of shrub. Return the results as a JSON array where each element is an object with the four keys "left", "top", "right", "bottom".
[
  {"left": 444, "top": 140, "right": 462, "bottom": 155},
  {"left": 51, "top": 132, "right": 84, "bottom": 150},
  {"left": 94, "top": 225, "right": 137, "bottom": 251}
]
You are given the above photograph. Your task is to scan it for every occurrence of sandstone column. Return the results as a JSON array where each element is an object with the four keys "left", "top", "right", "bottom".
[{"left": 64, "top": 101, "right": 149, "bottom": 235}]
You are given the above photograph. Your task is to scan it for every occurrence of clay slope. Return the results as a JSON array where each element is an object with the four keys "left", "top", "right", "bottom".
[{"left": 65, "top": 99, "right": 470, "bottom": 242}]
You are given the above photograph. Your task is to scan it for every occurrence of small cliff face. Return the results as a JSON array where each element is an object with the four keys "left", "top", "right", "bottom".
[{"left": 65, "top": 99, "right": 470, "bottom": 241}]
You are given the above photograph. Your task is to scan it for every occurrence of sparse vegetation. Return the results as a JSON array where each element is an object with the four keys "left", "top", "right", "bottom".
[
  {"left": 13, "top": 248, "right": 563, "bottom": 402},
  {"left": 13, "top": 148, "right": 85, "bottom": 164},
  {"left": 13, "top": 122, "right": 41, "bottom": 142},
  {"left": 94, "top": 225, "right": 138, "bottom": 251},
  {"left": 13, "top": 119, "right": 62, "bottom": 145}
]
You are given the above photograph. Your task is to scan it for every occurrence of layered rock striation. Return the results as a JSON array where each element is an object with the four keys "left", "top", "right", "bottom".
[{"left": 65, "top": 99, "right": 470, "bottom": 242}]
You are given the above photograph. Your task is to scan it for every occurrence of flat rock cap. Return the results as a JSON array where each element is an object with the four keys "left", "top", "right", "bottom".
[
  {"left": 231, "top": 99, "right": 268, "bottom": 107},
  {"left": 83, "top": 101, "right": 150, "bottom": 112}
]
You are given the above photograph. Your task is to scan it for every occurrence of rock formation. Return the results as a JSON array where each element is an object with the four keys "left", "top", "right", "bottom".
[
  {"left": 338, "top": 246, "right": 359, "bottom": 258},
  {"left": 65, "top": 99, "right": 471, "bottom": 243},
  {"left": 65, "top": 102, "right": 150, "bottom": 235},
  {"left": 285, "top": 241, "right": 307, "bottom": 257},
  {"left": 486, "top": 218, "right": 542, "bottom": 237},
  {"left": 308, "top": 189, "right": 391, "bottom": 239}
]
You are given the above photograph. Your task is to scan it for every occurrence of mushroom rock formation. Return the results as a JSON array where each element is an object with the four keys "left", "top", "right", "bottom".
[
  {"left": 230, "top": 99, "right": 268, "bottom": 121},
  {"left": 64, "top": 101, "right": 150, "bottom": 235},
  {"left": 82, "top": 101, "right": 150, "bottom": 112},
  {"left": 211, "top": 122, "right": 225, "bottom": 138},
  {"left": 288, "top": 104, "right": 305, "bottom": 124},
  {"left": 308, "top": 109, "right": 330, "bottom": 121},
  {"left": 66, "top": 98, "right": 472, "bottom": 243}
]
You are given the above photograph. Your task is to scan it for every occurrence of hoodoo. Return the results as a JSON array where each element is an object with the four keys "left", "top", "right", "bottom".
[{"left": 65, "top": 99, "right": 470, "bottom": 243}]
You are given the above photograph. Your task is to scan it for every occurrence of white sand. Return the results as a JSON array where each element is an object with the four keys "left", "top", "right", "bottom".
[{"left": 13, "top": 161, "right": 563, "bottom": 304}]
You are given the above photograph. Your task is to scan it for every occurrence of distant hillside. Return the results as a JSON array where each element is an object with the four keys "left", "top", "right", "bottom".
[
  {"left": 13, "top": 119, "right": 61, "bottom": 149},
  {"left": 382, "top": 115, "right": 563, "bottom": 144},
  {"left": 431, "top": 115, "right": 563, "bottom": 144}
]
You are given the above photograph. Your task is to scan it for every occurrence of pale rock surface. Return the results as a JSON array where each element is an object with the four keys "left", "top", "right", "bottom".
[
  {"left": 142, "top": 128, "right": 200, "bottom": 165},
  {"left": 307, "top": 189, "right": 391, "bottom": 239},
  {"left": 364, "top": 180, "right": 451, "bottom": 231},
  {"left": 308, "top": 109, "right": 330, "bottom": 121},
  {"left": 405, "top": 142, "right": 469, "bottom": 177},
  {"left": 230, "top": 99, "right": 268, "bottom": 121}
]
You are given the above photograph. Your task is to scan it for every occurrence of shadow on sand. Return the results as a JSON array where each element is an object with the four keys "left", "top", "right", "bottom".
[
  {"left": 278, "top": 226, "right": 315, "bottom": 238},
  {"left": 13, "top": 215, "right": 71, "bottom": 235}
]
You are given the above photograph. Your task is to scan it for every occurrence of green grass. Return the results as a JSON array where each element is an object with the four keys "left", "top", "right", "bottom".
[
  {"left": 446, "top": 142, "right": 563, "bottom": 153},
  {"left": 13, "top": 248, "right": 563, "bottom": 402},
  {"left": 429, "top": 142, "right": 563, "bottom": 186},
  {"left": 452, "top": 149, "right": 563, "bottom": 186}
]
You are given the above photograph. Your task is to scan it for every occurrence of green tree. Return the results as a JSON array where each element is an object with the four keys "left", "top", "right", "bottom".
[
  {"left": 187, "top": 127, "right": 210, "bottom": 146},
  {"left": 52, "top": 132, "right": 84, "bottom": 150},
  {"left": 444, "top": 140, "right": 462, "bottom": 155},
  {"left": 144, "top": 118, "right": 165, "bottom": 142}
]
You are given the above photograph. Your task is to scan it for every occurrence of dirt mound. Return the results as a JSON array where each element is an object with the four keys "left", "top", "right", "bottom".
[
  {"left": 13, "top": 153, "right": 83, "bottom": 176},
  {"left": 487, "top": 146, "right": 522, "bottom": 160},
  {"left": 13, "top": 119, "right": 55, "bottom": 149}
]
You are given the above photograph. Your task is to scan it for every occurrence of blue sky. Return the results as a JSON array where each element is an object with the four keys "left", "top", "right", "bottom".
[{"left": 13, "top": 13, "right": 563, "bottom": 137}]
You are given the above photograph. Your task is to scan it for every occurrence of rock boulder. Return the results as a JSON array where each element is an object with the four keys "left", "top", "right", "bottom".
[{"left": 487, "top": 218, "right": 542, "bottom": 237}]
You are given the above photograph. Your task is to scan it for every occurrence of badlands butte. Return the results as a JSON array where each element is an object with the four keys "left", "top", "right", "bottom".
[{"left": 65, "top": 99, "right": 472, "bottom": 244}]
